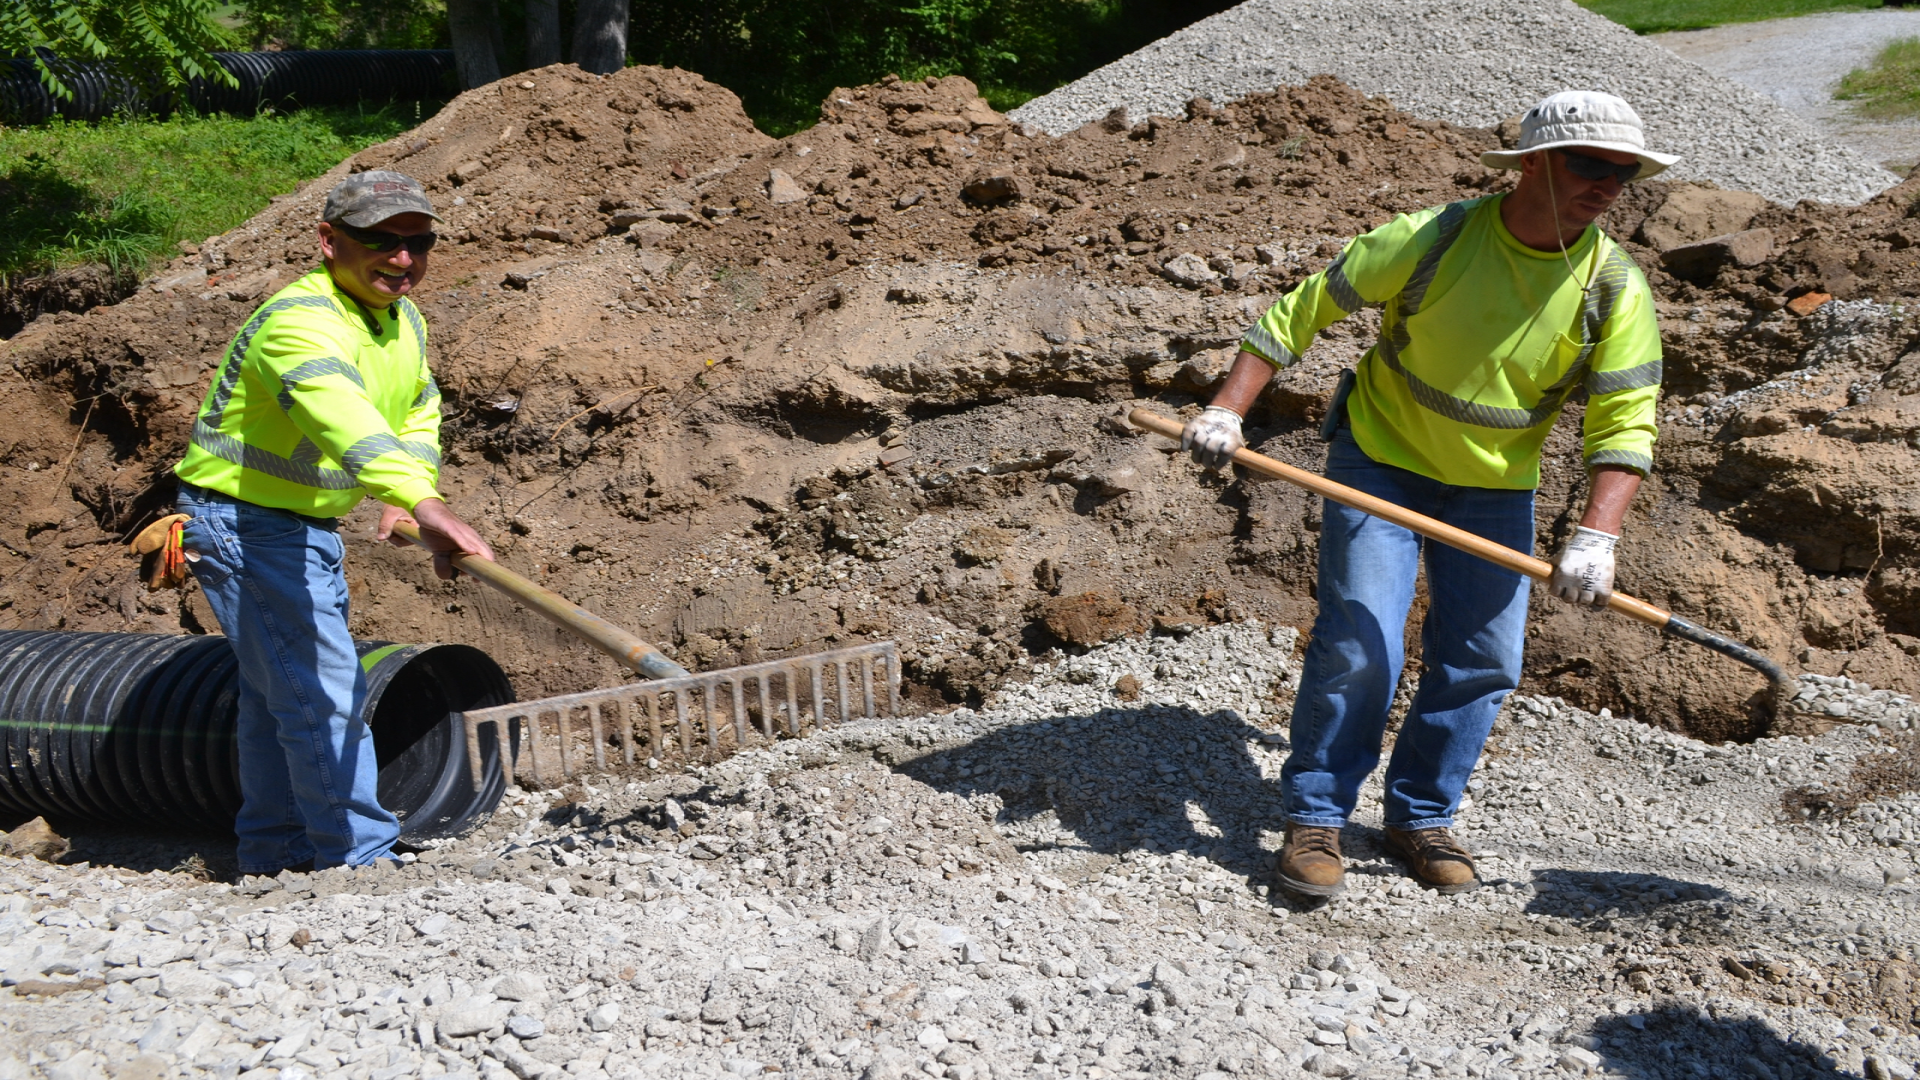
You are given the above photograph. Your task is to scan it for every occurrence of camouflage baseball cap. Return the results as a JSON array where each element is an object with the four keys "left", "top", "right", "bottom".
[{"left": 321, "top": 170, "right": 442, "bottom": 227}]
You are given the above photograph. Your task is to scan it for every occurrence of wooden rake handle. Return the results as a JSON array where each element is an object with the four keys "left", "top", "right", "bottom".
[
  {"left": 387, "top": 519, "right": 691, "bottom": 680},
  {"left": 1128, "top": 409, "right": 1790, "bottom": 690}
]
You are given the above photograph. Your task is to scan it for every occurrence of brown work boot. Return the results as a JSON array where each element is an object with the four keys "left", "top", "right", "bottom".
[
  {"left": 1275, "top": 824, "right": 1345, "bottom": 898},
  {"left": 1383, "top": 826, "right": 1479, "bottom": 894}
]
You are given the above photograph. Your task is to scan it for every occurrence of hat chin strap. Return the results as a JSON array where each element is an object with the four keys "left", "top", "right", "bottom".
[{"left": 1544, "top": 160, "right": 1596, "bottom": 299}]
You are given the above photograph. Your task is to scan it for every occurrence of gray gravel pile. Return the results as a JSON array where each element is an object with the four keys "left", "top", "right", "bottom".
[
  {"left": 1008, "top": 0, "right": 1898, "bottom": 206},
  {"left": 4, "top": 623, "right": 1920, "bottom": 1080}
]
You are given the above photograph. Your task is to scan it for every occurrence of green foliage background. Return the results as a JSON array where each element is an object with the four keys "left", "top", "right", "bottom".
[
  {"left": 0, "top": 106, "right": 418, "bottom": 283},
  {"left": 0, "top": 0, "right": 238, "bottom": 98},
  {"left": 230, "top": 0, "right": 1239, "bottom": 135},
  {"left": 1571, "top": 0, "right": 1880, "bottom": 34}
]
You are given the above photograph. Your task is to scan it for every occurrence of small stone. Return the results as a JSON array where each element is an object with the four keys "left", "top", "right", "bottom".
[
  {"left": 895, "top": 188, "right": 927, "bottom": 210},
  {"left": 1786, "top": 291, "right": 1832, "bottom": 317},
  {"left": 438, "top": 1001, "right": 508, "bottom": 1038},
  {"left": 587, "top": 1003, "right": 621, "bottom": 1032},
  {"left": 768, "top": 169, "right": 808, "bottom": 204},
  {"left": 962, "top": 173, "right": 1025, "bottom": 203},
  {"left": 495, "top": 973, "right": 547, "bottom": 1002},
  {"left": 507, "top": 1014, "right": 546, "bottom": 1040},
  {"left": 700, "top": 998, "right": 739, "bottom": 1025},
  {"left": 1160, "top": 253, "right": 1219, "bottom": 288},
  {"left": 0, "top": 817, "right": 68, "bottom": 862}
]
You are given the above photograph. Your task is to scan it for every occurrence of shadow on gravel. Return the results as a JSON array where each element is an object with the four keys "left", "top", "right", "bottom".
[
  {"left": 1588, "top": 1005, "right": 1846, "bottom": 1079},
  {"left": 1524, "top": 868, "right": 1731, "bottom": 927},
  {"left": 893, "top": 705, "right": 1288, "bottom": 886}
]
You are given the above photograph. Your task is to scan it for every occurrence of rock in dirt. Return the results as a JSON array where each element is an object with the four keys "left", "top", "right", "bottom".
[
  {"left": 767, "top": 168, "right": 807, "bottom": 204},
  {"left": 1037, "top": 590, "right": 1147, "bottom": 645},
  {"left": 1636, "top": 185, "right": 1770, "bottom": 252},
  {"left": 1660, "top": 228, "right": 1775, "bottom": 282},
  {"left": 0, "top": 817, "right": 68, "bottom": 862}
]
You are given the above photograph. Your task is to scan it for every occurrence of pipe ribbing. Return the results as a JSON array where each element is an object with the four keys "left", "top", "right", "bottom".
[{"left": 0, "top": 631, "right": 514, "bottom": 841}]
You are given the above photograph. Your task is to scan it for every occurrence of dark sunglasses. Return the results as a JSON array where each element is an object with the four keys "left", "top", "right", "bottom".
[
  {"left": 1558, "top": 150, "right": 1640, "bottom": 184},
  {"left": 333, "top": 221, "right": 438, "bottom": 255}
]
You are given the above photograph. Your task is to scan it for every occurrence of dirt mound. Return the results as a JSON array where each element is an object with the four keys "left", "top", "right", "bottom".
[{"left": 2, "top": 63, "right": 1918, "bottom": 741}]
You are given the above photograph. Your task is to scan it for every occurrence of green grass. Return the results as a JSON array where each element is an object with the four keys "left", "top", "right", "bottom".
[
  {"left": 0, "top": 103, "right": 425, "bottom": 285},
  {"left": 1575, "top": 0, "right": 1881, "bottom": 34},
  {"left": 1836, "top": 34, "right": 1920, "bottom": 116}
]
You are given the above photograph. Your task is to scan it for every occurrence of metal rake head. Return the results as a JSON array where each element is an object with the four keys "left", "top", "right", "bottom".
[{"left": 454, "top": 641, "right": 901, "bottom": 789}]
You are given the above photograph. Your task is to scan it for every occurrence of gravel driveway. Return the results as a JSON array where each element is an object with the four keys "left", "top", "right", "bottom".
[{"left": 1656, "top": 8, "right": 1920, "bottom": 174}]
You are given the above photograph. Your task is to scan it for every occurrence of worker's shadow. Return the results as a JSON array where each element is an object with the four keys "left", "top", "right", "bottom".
[
  {"left": 1586, "top": 1005, "right": 1851, "bottom": 1079},
  {"left": 893, "top": 704, "right": 1290, "bottom": 893},
  {"left": 1524, "top": 867, "right": 1732, "bottom": 932}
]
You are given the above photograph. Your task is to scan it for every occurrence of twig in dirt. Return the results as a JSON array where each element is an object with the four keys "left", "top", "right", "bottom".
[
  {"left": 44, "top": 397, "right": 97, "bottom": 510},
  {"left": 551, "top": 385, "right": 659, "bottom": 439}
]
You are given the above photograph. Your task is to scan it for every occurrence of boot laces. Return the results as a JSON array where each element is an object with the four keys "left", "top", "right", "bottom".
[
  {"left": 1293, "top": 827, "right": 1340, "bottom": 857},
  {"left": 1407, "top": 828, "right": 1468, "bottom": 860}
]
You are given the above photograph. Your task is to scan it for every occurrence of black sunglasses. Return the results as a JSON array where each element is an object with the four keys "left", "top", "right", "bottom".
[
  {"left": 333, "top": 221, "right": 438, "bottom": 255},
  {"left": 1558, "top": 150, "right": 1640, "bottom": 184}
]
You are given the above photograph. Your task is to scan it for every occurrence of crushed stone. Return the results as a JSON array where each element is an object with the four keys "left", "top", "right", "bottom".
[
  {"left": 4, "top": 624, "right": 1920, "bottom": 1079},
  {"left": 1009, "top": 0, "right": 1899, "bottom": 206}
]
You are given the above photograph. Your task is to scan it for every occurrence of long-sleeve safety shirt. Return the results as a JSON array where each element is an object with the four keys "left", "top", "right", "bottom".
[
  {"left": 1240, "top": 193, "right": 1661, "bottom": 490},
  {"left": 175, "top": 267, "right": 443, "bottom": 517}
]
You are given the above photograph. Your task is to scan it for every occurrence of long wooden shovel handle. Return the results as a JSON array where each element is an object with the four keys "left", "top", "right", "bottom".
[
  {"left": 1129, "top": 409, "right": 1790, "bottom": 690},
  {"left": 387, "top": 519, "right": 690, "bottom": 680}
]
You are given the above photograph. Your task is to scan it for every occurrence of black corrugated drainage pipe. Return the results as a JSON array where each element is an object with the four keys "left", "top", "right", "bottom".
[
  {"left": 0, "top": 631, "right": 515, "bottom": 841},
  {"left": 1, "top": 50, "right": 457, "bottom": 125}
]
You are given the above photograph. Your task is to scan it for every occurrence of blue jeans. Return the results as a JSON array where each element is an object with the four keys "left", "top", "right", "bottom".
[
  {"left": 176, "top": 483, "right": 398, "bottom": 872},
  {"left": 1281, "top": 431, "right": 1533, "bottom": 831}
]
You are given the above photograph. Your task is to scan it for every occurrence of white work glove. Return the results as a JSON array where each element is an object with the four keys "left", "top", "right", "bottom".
[
  {"left": 1550, "top": 526, "right": 1618, "bottom": 607},
  {"left": 1181, "top": 406, "right": 1245, "bottom": 470}
]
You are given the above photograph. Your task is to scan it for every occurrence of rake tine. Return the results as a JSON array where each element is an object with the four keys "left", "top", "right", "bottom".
[
  {"left": 811, "top": 660, "right": 827, "bottom": 728},
  {"left": 558, "top": 704, "right": 574, "bottom": 779},
  {"left": 784, "top": 667, "right": 801, "bottom": 736},
  {"left": 860, "top": 657, "right": 875, "bottom": 719},
  {"left": 529, "top": 710, "right": 547, "bottom": 789},
  {"left": 674, "top": 690, "right": 693, "bottom": 757},
  {"left": 590, "top": 703, "right": 607, "bottom": 773},
  {"left": 703, "top": 677, "right": 721, "bottom": 755},
  {"left": 729, "top": 676, "right": 748, "bottom": 745},
  {"left": 646, "top": 693, "right": 662, "bottom": 762},
  {"left": 619, "top": 698, "right": 634, "bottom": 767},
  {"left": 461, "top": 712, "right": 486, "bottom": 789},
  {"left": 836, "top": 660, "right": 852, "bottom": 725}
]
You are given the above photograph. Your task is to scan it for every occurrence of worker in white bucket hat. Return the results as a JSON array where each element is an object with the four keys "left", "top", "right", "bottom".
[{"left": 1180, "top": 90, "right": 1676, "bottom": 900}]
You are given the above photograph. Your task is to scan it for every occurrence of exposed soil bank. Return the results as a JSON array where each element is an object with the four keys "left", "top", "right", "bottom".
[{"left": 3, "top": 64, "right": 1918, "bottom": 744}]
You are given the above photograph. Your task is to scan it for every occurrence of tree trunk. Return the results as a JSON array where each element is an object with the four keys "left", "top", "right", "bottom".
[
  {"left": 571, "top": 0, "right": 630, "bottom": 76},
  {"left": 446, "top": 0, "right": 502, "bottom": 89},
  {"left": 525, "top": 0, "right": 562, "bottom": 69}
]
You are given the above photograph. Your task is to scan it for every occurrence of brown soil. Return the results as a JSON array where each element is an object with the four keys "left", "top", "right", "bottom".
[{"left": 3, "top": 63, "right": 1918, "bottom": 743}]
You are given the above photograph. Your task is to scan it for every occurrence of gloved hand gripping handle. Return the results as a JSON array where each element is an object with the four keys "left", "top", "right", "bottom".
[{"left": 1129, "top": 408, "right": 1792, "bottom": 696}]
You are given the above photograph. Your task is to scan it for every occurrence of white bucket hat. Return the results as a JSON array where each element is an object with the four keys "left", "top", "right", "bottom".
[{"left": 1480, "top": 90, "right": 1679, "bottom": 181}]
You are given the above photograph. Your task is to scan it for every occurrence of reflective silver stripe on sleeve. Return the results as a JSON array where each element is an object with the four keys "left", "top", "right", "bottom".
[
  {"left": 201, "top": 295, "right": 342, "bottom": 430},
  {"left": 1323, "top": 253, "right": 1365, "bottom": 313},
  {"left": 1241, "top": 323, "right": 1298, "bottom": 368},
  {"left": 412, "top": 375, "right": 442, "bottom": 410},
  {"left": 1570, "top": 248, "right": 1636, "bottom": 383},
  {"left": 401, "top": 441, "right": 442, "bottom": 469},
  {"left": 1586, "top": 448, "right": 1652, "bottom": 475},
  {"left": 340, "top": 433, "right": 407, "bottom": 478},
  {"left": 398, "top": 298, "right": 427, "bottom": 354},
  {"left": 1587, "top": 360, "right": 1663, "bottom": 396}
]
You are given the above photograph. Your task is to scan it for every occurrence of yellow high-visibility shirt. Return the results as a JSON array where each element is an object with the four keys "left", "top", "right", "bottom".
[
  {"left": 175, "top": 268, "right": 443, "bottom": 517},
  {"left": 1240, "top": 193, "right": 1661, "bottom": 489}
]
